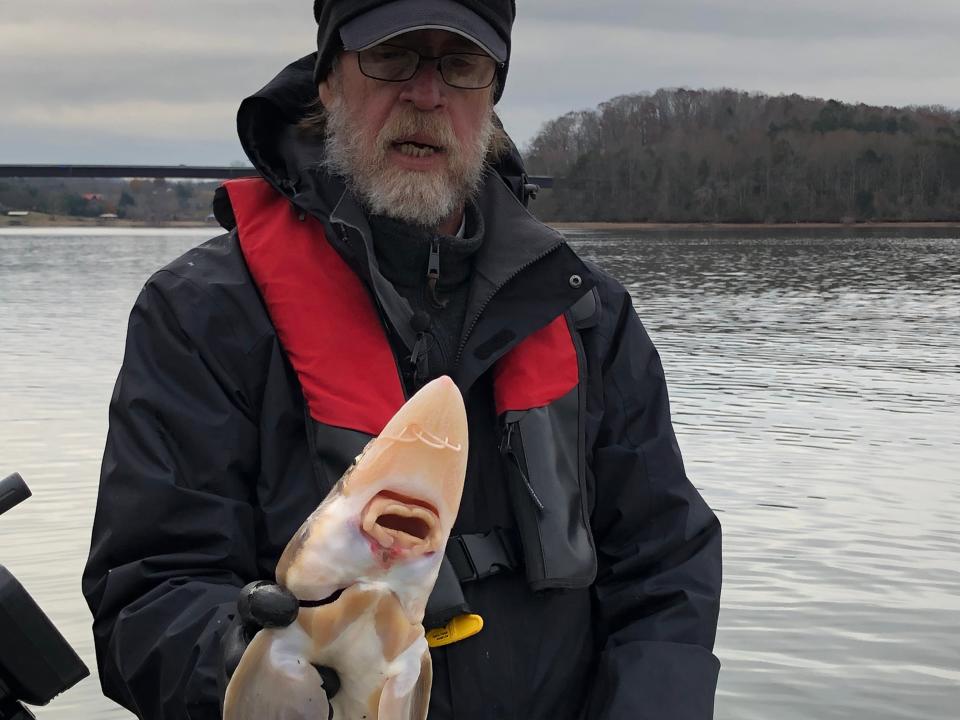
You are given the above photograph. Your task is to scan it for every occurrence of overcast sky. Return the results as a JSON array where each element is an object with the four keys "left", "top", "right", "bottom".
[{"left": 2, "top": 0, "right": 958, "bottom": 165}]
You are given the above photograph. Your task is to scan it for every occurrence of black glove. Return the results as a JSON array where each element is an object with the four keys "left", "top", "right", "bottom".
[
  {"left": 222, "top": 581, "right": 299, "bottom": 679},
  {"left": 221, "top": 581, "right": 341, "bottom": 699}
]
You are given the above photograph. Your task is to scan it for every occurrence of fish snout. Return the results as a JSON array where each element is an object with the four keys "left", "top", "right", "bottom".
[
  {"left": 346, "top": 376, "right": 468, "bottom": 524},
  {"left": 381, "top": 376, "right": 467, "bottom": 455}
]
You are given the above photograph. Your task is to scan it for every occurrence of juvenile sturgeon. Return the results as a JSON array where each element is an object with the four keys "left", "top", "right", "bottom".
[{"left": 224, "top": 376, "right": 468, "bottom": 720}]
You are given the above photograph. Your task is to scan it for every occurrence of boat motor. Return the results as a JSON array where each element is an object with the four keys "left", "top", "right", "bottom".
[{"left": 0, "top": 473, "right": 89, "bottom": 720}]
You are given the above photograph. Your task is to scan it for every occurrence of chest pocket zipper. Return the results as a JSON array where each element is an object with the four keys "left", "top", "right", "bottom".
[{"left": 500, "top": 420, "right": 545, "bottom": 512}]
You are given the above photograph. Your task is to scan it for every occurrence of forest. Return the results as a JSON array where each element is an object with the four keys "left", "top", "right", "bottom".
[{"left": 523, "top": 89, "right": 960, "bottom": 223}]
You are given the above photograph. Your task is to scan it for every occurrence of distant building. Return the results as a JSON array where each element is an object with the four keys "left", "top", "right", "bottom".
[
  {"left": 83, "top": 193, "right": 105, "bottom": 202},
  {"left": 98, "top": 213, "right": 119, "bottom": 219},
  {"left": 6, "top": 210, "right": 29, "bottom": 217}
]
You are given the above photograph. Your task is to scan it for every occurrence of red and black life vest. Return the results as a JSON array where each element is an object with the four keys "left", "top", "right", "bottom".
[{"left": 223, "top": 177, "right": 596, "bottom": 592}]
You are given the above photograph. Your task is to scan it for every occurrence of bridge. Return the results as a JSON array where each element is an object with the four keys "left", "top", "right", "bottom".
[{"left": 0, "top": 165, "right": 553, "bottom": 187}]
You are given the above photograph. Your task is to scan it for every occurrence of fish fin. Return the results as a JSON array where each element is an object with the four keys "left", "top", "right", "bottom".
[
  {"left": 378, "top": 647, "right": 432, "bottom": 720},
  {"left": 412, "top": 650, "right": 432, "bottom": 720},
  {"left": 223, "top": 628, "right": 330, "bottom": 720}
]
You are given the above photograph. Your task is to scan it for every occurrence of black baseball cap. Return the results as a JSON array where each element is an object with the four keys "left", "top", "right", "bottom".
[
  {"left": 313, "top": 0, "right": 516, "bottom": 101},
  {"left": 339, "top": 0, "right": 507, "bottom": 62}
]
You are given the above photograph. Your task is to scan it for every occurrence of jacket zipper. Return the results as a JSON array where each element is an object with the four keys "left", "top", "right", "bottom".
[
  {"left": 427, "top": 238, "right": 448, "bottom": 309},
  {"left": 453, "top": 242, "right": 563, "bottom": 369}
]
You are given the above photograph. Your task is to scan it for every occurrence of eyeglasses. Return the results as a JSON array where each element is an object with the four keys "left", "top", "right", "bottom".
[{"left": 357, "top": 44, "right": 500, "bottom": 90}]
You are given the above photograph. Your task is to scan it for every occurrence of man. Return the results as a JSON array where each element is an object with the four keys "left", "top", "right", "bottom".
[{"left": 83, "top": 1, "right": 722, "bottom": 718}]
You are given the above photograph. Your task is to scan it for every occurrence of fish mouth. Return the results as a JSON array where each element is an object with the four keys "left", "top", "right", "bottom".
[{"left": 361, "top": 490, "right": 441, "bottom": 556}]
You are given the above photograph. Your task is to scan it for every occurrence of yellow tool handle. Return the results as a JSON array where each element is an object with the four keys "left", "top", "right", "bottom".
[{"left": 426, "top": 614, "right": 484, "bottom": 648}]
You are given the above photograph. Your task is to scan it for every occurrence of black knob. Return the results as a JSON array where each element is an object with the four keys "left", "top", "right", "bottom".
[
  {"left": 410, "top": 311, "right": 432, "bottom": 333},
  {"left": 0, "top": 473, "right": 31, "bottom": 517}
]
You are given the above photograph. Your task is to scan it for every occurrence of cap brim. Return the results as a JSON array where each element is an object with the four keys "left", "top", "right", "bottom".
[{"left": 339, "top": 0, "right": 507, "bottom": 62}]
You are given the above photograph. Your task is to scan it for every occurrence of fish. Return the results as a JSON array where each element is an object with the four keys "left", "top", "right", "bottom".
[{"left": 224, "top": 376, "right": 468, "bottom": 720}]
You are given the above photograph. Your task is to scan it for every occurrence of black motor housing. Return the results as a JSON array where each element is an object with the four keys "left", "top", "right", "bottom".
[{"left": 0, "top": 474, "right": 89, "bottom": 718}]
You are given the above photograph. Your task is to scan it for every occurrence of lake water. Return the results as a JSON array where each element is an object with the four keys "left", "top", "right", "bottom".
[{"left": 1, "top": 226, "right": 958, "bottom": 719}]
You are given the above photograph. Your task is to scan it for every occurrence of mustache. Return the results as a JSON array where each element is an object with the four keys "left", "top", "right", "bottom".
[{"left": 376, "top": 107, "right": 460, "bottom": 153}]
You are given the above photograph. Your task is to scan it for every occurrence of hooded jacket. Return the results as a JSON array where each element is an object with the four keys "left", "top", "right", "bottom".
[{"left": 82, "top": 53, "right": 721, "bottom": 720}]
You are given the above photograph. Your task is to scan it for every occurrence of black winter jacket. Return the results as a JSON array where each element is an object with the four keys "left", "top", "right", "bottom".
[{"left": 82, "top": 54, "right": 722, "bottom": 720}]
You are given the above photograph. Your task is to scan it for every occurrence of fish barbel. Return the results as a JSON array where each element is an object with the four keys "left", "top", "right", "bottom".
[{"left": 224, "top": 376, "right": 468, "bottom": 720}]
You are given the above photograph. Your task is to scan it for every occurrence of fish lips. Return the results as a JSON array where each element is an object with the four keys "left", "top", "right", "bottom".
[{"left": 361, "top": 491, "right": 442, "bottom": 561}]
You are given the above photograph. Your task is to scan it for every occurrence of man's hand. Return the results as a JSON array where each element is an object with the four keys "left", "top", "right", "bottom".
[
  {"left": 222, "top": 581, "right": 299, "bottom": 679},
  {"left": 221, "top": 580, "right": 342, "bottom": 703}
]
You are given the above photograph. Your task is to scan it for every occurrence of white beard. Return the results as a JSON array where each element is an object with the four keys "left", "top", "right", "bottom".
[{"left": 323, "top": 92, "right": 494, "bottom": 229}]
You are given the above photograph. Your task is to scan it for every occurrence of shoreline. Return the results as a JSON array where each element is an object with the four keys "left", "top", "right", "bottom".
[
  {"left": 3, "top": 214, "right": 959, "bottom": 232},
  {"left": 0, "top": 213, "right": 214, "bottom": 229},
  {"left": 549, "top": 221, "right": 960, "bottom": 231}
]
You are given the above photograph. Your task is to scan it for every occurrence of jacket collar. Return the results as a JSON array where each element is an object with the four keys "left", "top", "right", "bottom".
[{"left": 453, "top": 176, "right": 595, "bottom": 389}]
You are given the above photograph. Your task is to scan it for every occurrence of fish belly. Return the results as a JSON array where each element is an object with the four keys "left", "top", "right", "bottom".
[{"left": 225, "top": 588, "right": 431, "bottom": 720}]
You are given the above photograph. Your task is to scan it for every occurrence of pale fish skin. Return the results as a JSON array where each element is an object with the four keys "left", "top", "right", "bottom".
[{"left": 224, "top": 376, "right": 468, "bottom": 720}]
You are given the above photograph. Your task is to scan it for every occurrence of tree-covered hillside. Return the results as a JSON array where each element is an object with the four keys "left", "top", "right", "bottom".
[
  {"left": 4, "top": 90, "right": 959, "bottom": 225},
  {"left": 524, "top": 89, "right": 960, "bottom": 223}
]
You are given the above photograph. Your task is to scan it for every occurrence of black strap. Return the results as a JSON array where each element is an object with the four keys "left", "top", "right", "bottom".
[
  {"left": 424, "top": 558, "right": 470, "bottom": 629},
  {"left": 424, "top": 529, "right": 523, "bottom": 629},
  {"left": 445, "top": 528, "right": 522, "bottom": 583}
]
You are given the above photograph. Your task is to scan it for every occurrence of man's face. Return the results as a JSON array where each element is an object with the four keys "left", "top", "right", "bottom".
[{"left": 319, "top": 29, "right": 497, "bottom": 229}]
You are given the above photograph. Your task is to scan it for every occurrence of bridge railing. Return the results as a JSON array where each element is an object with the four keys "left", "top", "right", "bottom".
[{"left": 0, "top": 165, "right": 554, "bottom": 188}]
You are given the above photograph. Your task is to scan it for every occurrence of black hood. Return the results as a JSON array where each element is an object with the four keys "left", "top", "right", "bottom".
[
  {"left": 236, "top": 54, "right": 326, "bottom": 201},
  {"left": 235, "top": 53, "right": 530, "bottom": 215}
]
